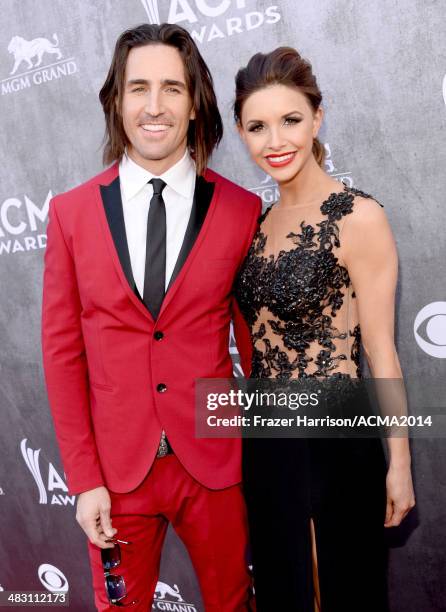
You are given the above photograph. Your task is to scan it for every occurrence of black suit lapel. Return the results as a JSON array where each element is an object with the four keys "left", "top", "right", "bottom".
[
  {"left": 100, "top": 173, "right": 215, "bottom": 307},
  {"left": 100, "top": 176, "right": 141, "bottom": 298},
  {"left": 167, "top": 175, "right": 215, "bottom": 291}
]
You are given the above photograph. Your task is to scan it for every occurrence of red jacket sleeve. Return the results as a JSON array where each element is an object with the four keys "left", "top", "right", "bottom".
[
  {"left": 232, "top": 196, "right": 261, "bottom": 377},
  {"left": 41, "top": 197, "right": 104, "bottom": 495}
]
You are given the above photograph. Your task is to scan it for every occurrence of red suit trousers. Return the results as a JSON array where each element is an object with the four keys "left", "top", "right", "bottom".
[{"left": 87, "top": 454, "right": 253, "bottom": 611}]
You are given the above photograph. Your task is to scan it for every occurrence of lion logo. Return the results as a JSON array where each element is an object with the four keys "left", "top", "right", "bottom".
[
  {"left": 8, "top": 34, "right": 62, "bottom": 75},
  {"left": 154, "top": 581, "right": 184, "bottom": 602}
]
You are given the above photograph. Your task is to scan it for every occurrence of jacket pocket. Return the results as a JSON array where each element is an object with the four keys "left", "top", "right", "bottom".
[{"left": 89, "top": 380, "right": 114, "bottom": 393}]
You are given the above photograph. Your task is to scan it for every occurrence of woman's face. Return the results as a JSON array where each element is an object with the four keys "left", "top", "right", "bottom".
[{"left": 238, "top": 84, "right": 322, "bottom": 183}]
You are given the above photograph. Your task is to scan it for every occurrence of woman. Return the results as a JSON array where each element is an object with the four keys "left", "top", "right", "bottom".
[{"left": 234, "top": 48, "right": 415, "bottom": 611}]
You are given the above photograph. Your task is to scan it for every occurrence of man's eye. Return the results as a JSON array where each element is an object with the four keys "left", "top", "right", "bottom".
[
  {"left": 132, "top": 87, "right": 144, "bottom": 93},
  {"left": 166, "top": 87, "right": 180, "bottom": 94}
]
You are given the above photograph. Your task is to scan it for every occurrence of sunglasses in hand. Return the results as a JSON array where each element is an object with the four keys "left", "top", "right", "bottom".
[{"left": 101, "top": 538, "right": 138, "bottom": 607}]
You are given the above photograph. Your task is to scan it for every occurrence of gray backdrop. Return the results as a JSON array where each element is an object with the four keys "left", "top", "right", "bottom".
[{"left": 1, "top": 1, "right": 445, "bottom": 610}]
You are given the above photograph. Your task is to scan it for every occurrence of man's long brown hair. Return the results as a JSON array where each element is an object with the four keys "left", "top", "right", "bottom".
[{"left": 99, "top": 23, "right": 223, "bottom": 175}]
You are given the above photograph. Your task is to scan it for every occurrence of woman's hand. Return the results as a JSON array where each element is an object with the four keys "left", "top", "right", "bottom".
[{"left": 384, "top": 463, "right": 416, "bottom": 527}]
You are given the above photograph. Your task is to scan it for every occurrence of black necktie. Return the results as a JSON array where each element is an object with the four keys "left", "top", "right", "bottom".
[{"left": 143, "top": 178, "right": 167, "bottom": 319}]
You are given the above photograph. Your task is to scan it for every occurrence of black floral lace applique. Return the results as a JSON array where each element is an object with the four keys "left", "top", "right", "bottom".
[
  {"left": 235, "top": 184, "right": 375, "bottom": 379},
  {"left": 320, "top": 189, "right": 354, "bottom": 220},
  {"left": 339, "top": 184, "right": 383, "bottom": 208},
  {"left": 350, "top": 324, "right": 362, "bottom": 378},
  {"left": 287, "top": 223, "right": 316, "bottom": 249}
]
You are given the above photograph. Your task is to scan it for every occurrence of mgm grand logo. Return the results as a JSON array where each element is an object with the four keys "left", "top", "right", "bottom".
[
  {"left": 152, "top": 581, "right": 198, "bottom": 611},
  {"left": 2, "top": 33, "right": 78, "bottom": 95}
]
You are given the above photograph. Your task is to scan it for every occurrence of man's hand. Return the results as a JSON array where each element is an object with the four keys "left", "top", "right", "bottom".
[{"left": 76, "top": 486, "right": 117, "bottom": 548}]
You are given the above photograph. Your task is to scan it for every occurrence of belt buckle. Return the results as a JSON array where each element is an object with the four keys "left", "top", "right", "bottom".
[{"left": 156, "top": 434, "right": 171, "bottom": 458}]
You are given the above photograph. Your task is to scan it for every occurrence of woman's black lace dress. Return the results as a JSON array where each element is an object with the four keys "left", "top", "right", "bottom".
[{"left": 235, "top": 184, "right": 388, "bottom": 612}]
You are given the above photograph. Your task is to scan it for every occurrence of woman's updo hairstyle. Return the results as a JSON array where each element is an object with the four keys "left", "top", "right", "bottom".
[{"left": 234, "top": 47, "right": 325, "bottom": 167}]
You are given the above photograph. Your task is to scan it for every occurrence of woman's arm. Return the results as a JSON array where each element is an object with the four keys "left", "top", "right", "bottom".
[{"left": 341, "top": 195, "right": 415, "bottom": 527}]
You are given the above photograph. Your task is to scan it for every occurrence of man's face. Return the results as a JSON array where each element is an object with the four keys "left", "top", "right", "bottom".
[{"left": 120, "top": 43, "right": 195, "bottom": 174}]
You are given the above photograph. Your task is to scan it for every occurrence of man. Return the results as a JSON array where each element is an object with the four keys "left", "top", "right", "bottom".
[{"left": 42, "top": 23, "right": 260, "bottom": 611}]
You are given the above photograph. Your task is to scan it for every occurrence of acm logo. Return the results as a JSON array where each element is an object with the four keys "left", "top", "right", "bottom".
[
  {"left": 140, "top": 0, "right": 281, "bottom": 44},
  {"left": 0, "top": 190, "right": 51, "bottom": 256},
  {"left": 21, "top": 439, "right": 75, "bottom": 506}
]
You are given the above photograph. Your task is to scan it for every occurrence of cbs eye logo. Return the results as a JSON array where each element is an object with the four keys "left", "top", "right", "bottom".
[
  {"left": 414, "top": 302, "right": 446, "bottom": 358},
  {"left": 38, "top": 563, "right": 69, "bottom": 593}
]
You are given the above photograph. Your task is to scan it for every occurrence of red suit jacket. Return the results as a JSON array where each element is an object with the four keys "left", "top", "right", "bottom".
[{"left": 42, "top": 162, "right": 261, "bottom": 496}]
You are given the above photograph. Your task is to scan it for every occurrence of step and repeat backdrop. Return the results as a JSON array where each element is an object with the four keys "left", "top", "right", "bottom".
[{"left": 1, "top": 1, "right": 445, "bottom": 610}]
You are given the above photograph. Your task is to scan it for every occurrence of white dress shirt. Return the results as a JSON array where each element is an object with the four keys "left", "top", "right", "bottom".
[{"left": 119, "top": 150, "right": 196, "bottom": 297}]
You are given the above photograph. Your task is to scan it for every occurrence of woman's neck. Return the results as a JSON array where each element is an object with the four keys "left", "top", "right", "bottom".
[{"left": 277, "top": 156, "right": 340, "bottom": 209}]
